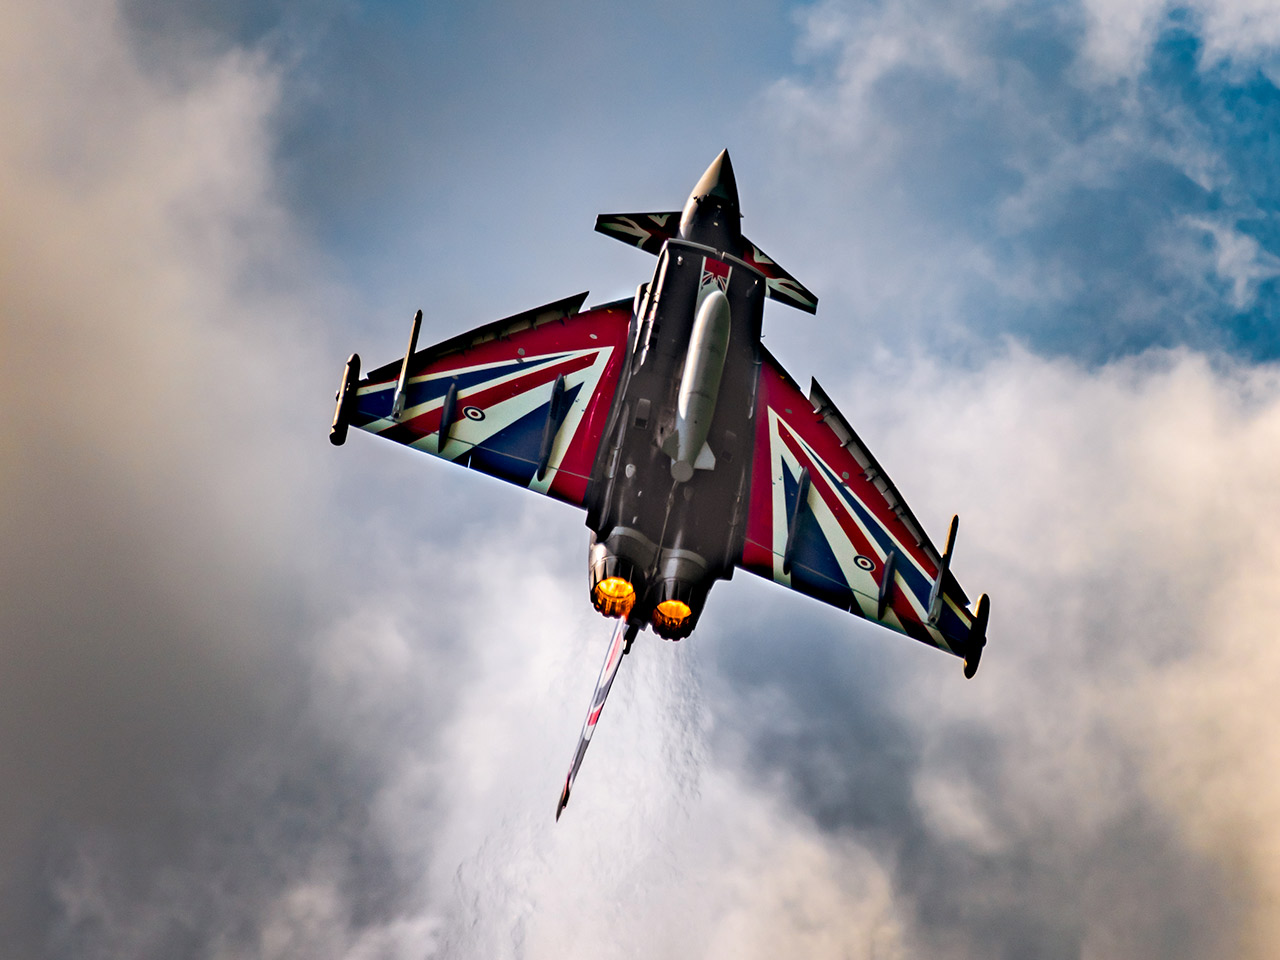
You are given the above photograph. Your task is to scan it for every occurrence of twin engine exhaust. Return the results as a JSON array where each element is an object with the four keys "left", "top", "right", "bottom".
[{"left": 588, "top": 528, "right": 709, "bottom": 640}]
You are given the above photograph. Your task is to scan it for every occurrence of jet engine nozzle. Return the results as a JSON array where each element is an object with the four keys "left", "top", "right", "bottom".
[
  {"left": 588, "top": 528, "right": 657, "bottom": 621},
  {"left": 648, "top": 548, "right": 710, "bottom": 641},
  {"left": 593, "top": 576, "right": 636, "bottom": 619},
  {"left": 679, "top": 149, "right": 742, "bottom": 252},
  {"left": 652, "top": 595, "right": 693, "bottom": 637}
]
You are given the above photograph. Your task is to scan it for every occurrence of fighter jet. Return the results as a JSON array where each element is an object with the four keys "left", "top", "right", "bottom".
[{"left": 330, "top": 151, "right": 990, "bottom": 819}]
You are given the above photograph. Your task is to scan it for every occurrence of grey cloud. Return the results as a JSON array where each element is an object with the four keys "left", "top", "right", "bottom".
[
  {"left": 0, "top": 3, "right": 440, "bottom": 957},
  {"left": 9, "top": 1, "right": 1280, "bottom": 959},
  {"left": 698, "top": 346, "right": 1276, "bottom": 958}
]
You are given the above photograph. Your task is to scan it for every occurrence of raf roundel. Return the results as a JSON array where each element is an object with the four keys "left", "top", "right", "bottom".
[
  {"left": 854, "top": 555, "right": 876, "bottom": 572},
  {"left": 462, "top": 405, "right": 485, "bottom": 421}
]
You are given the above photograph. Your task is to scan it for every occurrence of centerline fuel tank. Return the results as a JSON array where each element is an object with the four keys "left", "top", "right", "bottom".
[{"left": 665, "top": 286, "right": 731, "bottom": 482}]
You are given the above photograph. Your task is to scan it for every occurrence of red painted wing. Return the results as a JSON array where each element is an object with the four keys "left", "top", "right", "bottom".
[
  {"left": 350, "top": 294, "right": 631, "bottom": 509},
  {"left": 738, "top": 349, "right": 977, "bottom": 657}
]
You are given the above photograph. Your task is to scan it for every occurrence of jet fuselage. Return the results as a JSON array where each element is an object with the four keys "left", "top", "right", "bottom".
[
  {"left": 330, "top": 150, "right": 990, "bottom": 817},
  {"left": 584, "top": 153, "right": 765, "bottom": 638}
]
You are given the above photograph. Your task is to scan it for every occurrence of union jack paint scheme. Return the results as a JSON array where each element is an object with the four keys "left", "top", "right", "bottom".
[
  {"left": 739, "top": 355, "right": 976, "bottom": 656},
  {"left": 330, "top": 151, "right": 990, "bottom": 819},
  {"left": 348, "top": 292, "right": 630, "bottom": 508}
]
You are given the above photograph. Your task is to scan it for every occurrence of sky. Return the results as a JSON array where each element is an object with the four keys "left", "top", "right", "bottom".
[{"left": 3, "top": 0, "right": 1280, "bottom": 957}]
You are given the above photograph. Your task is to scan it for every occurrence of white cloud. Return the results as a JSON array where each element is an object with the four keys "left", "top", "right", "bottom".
[
  {"left": 9, "top": 0, "right": 1280, "bottom": 958},
  {"left": 1185, "top": 216, "right": 1280, "bottom": 308},
  {"left": 359, "top": 346, "right": 1280, "bottom": 960},
  {"left": 1078, "top": 0, "right": 1280, "bottom": 78},
  {"left": 1077, "top": 0, "right": 1171, "bottom": 78},
  {"left": 833, "top": 344, "right": 1280, "bottom": 957}
]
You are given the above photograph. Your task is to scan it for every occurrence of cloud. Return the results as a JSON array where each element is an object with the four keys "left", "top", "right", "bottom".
[
  {"left": 1184, "top": 216, "right": 1280, "bottom": 308},
  {"left": 8, "top": 1, "right": 1280, "bottom": 958},
  {"left": 753, "top": 0, "right": 1280, "bottom": 364},
  {"left": 1079, "top": 0, "right": 1280, "bottom": 76},
  {"left": 0, "top": 1, "right": 367, "bottom": 956},
  {"left": 707, "top": 344, "right": 1280, "bottom": 958},
  {"left": 347, "top": 342, "right": 1279, "bottom": 959}
]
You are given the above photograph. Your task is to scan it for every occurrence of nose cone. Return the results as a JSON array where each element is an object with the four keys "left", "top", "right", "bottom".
[
  {"left": 679, "top": 149, "right": 743, "bottom": 251},
  {"left": 690, "top": 149, "right": 739, "bottom": 209}
]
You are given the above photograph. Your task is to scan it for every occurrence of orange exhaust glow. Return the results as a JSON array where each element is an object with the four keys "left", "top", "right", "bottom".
[
  {"left": 652, "top": 598, "right": 692, "bottom": 633},
  {"left": 592, "top": 577, "right": 636, "bottom": 619}
]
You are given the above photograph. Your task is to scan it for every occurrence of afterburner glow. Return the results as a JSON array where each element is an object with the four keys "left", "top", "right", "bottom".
[
  {"left": 652, "top": 598, "right": 691, "bottom": 633},
  {"left": 592, "top": 576, "right": 636, "bottom": 619}
]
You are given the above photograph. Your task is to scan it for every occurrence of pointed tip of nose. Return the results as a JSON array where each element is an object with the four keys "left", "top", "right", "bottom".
[{"left": 691, "top": 149, "right": 739, "bottom": 208}]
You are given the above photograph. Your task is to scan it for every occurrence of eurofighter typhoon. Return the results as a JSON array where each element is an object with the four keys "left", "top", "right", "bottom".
[{"left": 330, "top": 152, "right": 991, "bottom": 818}]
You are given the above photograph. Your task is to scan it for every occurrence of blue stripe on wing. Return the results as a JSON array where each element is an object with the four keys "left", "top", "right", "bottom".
[
  {"left": 783, "top": 465, "right": 855, "bottom": 609},
  {"left": 467, "top": 381, "right": 586, "bottom": 487}
]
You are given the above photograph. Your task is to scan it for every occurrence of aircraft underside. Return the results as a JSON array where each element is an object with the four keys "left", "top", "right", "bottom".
[{"left": 330, "top": 150, "right": 989, "bottom": 818}]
